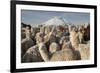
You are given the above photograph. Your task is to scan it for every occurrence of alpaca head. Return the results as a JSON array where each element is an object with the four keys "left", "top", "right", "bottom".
[
  {"left": 36, "top": 32, "right": 44, "bottom": 44},
  {"left": 49, "top": 42, "right": 60, "bottom": 53},
  {"left": 25, "top": 25, "right": 32, "bottom": 39},
  {"left": 45, "top": 26, "right": 51, "bottom": 35},
  {"left": 69, "top": 25, "right": 78, "bottom": 33},
  {"left": 31, "top": 27, "right": 36, "bottom": 37}
]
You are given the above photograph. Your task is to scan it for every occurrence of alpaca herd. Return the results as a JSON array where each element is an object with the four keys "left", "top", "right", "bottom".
[{"left": 21, "top": 22, "right": 90, "bottom": 63}]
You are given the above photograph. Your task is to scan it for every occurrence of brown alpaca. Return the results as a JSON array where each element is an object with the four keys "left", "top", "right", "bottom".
[
  {"left": 84, "top": 24, "right": 90, "bottom": 41},
  {"left": 35, "top": 32, "right": 44, "bottom": 44},
  {"left": 78, "top": 25, "right": 85, "bottom": 43},
  {"left": 22, "top": 45, "right": 43, "bottom": 62},
  {"left": 21, "top": 26, "right": 34, "bottom": 58}
]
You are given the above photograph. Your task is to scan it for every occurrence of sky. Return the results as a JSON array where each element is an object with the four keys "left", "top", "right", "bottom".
[{"left": 21, "top": 10, "right": 90, "bottom": 26}]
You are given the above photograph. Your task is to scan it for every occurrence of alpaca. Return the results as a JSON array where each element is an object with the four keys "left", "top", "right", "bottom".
[
  {"left": 44, "top": 27, "right": 56, "bottom": 43},
  {"left": 21, "top": 28, "right": 26, "bottom": 40},
  {"left": 40, "top": 26, "right": 45, "bottom": 33},
  {"left": 43, "top": 27, "right": 57, "bottom": 50},
  {"left": 78, "top": 24, "right": 90, "bottom": 44},
  {"left": 78, "top": 25, "right": 85, "bottom": 43},
  {"left": 35, "top": 32, "right": 44, "bottom": 44},
  {"left": 35, "top": 28, "right": 56, "bottom": 51},
  {"left": 61, "top": 41, "right": 81, "bottom": 60},
  {"left": 31, "top": 27, "right": 36, "bottom": 38},
  {"left": 78, "top": 43, "right": 90, "bottom": 60},
  {"left": 22, "top": 45, "right": 44, "bottom": 62},
  {"left": 38, "top": 43, "right": 79, "bottom": 62},
  {"left": 69, "top": 27, "right": 80, "bottom": 50},
  {"left": 45, "top": 33, "right": 57, "bottom": 49},
  {"left": 21, "top": 26, "right": 34, "bottom": 58},
  {"left": 59, "top": 36, "right": 69, "bottom": 45},
  {"left": 44, "top": 26, "right": 51, "bottom": 35}
]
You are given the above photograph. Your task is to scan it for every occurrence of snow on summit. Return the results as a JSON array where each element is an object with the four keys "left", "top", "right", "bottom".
[{"left": 43, "top": 17, "right": 70, "bottom": 26}]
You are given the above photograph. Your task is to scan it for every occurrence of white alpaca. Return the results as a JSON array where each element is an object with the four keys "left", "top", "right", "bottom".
[
  {"left": 44, "top": 26, "right": 51, "bottom": 35},
  {"left": 69, "top": 28, "right": 80, "bottom": 50},
  {"left": 38, "top": 43, "right": 79, "bottom": 62},
  {"left": 78, "top": 43, "right": 90, "bottom": 60}
]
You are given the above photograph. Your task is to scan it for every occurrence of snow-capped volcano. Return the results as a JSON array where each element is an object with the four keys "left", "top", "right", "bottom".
[{"left": 43, "top": 17, "right": 70, "bottom": 26}]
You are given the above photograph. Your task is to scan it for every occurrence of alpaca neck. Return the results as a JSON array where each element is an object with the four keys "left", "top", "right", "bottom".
[
  {"left": 39, "top": 44, "right": 50, "bottom": 61},
  {"left": 70, "top": 31, "right": 79, "bottom": 49},
  {"left": 26, "top": 30, "right": 31, "bottom": 39}
]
